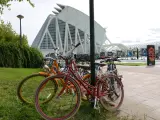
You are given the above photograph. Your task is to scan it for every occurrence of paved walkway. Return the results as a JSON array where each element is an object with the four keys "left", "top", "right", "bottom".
[{"left": 117, "top": 65, "right": 160, "bottom": 120}]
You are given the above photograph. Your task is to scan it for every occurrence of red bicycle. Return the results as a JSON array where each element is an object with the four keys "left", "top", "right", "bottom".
[{"left": 35, "top": 43, "right": 124, "bottom": 120}]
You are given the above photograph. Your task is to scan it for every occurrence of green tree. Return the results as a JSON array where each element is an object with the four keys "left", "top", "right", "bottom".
[
  {"left": 0, "top": 0, "right": 34, "bottom": 14},
  {"left": 0, "top": 20, "right": 28, "bottom": 46}
]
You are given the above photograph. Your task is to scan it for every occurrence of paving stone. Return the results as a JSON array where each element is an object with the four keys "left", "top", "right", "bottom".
[
  {"left": 116, "top": 66, "right": 160, "bottom": 120},
  {"left": 147, "top": 109, "right": 160, "bottom": 120}
]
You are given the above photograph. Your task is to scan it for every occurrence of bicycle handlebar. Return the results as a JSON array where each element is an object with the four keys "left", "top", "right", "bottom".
[
  {"left": 60, "top": 42, "right": 82, "bottom": 60},
  {"left": 75, "top": 43, "right": 81, "bottom": 47},
  {"left": 46, "top": 42, "right": 81, "bottom": 61}
]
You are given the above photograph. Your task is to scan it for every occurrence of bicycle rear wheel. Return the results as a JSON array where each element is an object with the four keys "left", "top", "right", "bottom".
[
  {"left": 17, "top": 73, "right": 58, "bottom": 104},
  {"left": 35, "top": 74, "right": 81, "bottom": 120}
]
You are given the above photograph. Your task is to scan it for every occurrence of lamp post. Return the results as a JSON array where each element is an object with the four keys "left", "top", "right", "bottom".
[{"left": 17, "top": 15, "right": 24, "bottom": 46}]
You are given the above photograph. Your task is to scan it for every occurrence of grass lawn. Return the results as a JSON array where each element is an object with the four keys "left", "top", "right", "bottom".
[
  {"left": 0, "top": 68, "right": 141, "bottom": 120},
  {"left": 115, "top": 62, "right": 146, "bottom": 66}
]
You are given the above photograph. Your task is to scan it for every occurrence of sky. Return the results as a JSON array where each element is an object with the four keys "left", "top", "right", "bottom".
[{"left": 1, "top": 0, "right": 160, "bottom": 45}]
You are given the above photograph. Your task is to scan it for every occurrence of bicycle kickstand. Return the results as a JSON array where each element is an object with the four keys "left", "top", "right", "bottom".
[{"left": 94, "top": 97, "right": 100, "bottom": 113}]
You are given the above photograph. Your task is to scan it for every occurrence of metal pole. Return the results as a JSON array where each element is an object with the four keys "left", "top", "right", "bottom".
[
  {"left": 137, "top": 47, "right": 139, "bottom": 59},
  {"left": 89, "top": 0, "right": 95, "bottom": 86},
  {"left": 20, "top": 18, "right": 22, "bottom": 46}
]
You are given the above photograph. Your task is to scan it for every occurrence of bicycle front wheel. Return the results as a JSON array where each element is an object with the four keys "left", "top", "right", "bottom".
[
  {"left": 17, "top": 73, "right": 58, "bottom": 104},
  {"left": 99, "top": 75, "right": 124, "bottom": 112},
  {"left": 35, "top": 74, "right": 81, "bottom": 120}
]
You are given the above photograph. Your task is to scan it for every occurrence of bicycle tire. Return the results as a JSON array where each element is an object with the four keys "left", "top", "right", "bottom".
[
  {"left": 17, "top": 73, "right": 58, "bottom": 104},
  {"left": 99, "top": 76, "right": 124, "bottom": 112},
  {"left": 35, "top": 74, "right": 81, "bottom": 120}
]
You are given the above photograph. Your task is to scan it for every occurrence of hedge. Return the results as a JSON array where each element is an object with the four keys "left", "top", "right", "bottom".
[{"left": 0, "top": 42, "right": 43, "bottom": 68}]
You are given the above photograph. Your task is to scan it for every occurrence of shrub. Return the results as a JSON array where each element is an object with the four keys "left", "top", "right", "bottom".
[{"left": 0, "top": 42, "right": 43, "bottom": 68}]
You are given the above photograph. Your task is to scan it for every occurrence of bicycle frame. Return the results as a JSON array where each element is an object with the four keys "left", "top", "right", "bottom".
[
  {"left": 60, "top": 59, "right": 108, "bottom": 99},
  {"left": 39, "top": 59, "right": 63, "bottom": 87}
]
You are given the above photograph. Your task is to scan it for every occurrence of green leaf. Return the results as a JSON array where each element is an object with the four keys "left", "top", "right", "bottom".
[{"left": 0, "top": 0, "right": 34, "bottom": 14}]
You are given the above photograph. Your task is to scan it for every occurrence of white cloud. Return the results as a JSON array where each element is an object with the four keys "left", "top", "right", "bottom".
[{"left": 2, "top": 0, "right": 160, "bottom": 45}]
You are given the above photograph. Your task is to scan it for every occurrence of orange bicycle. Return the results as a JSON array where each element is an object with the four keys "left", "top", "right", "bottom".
[
  {"left": 17, "top": 48, "right": 91, "bottom": 104},
  {"left": 17, "top": 53, "right": 61, "bottom": 104}
]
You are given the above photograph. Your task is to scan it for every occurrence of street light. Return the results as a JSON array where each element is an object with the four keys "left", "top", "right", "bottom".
[{"left": 17, "top": 14, "right": 24, "bottom": 46}]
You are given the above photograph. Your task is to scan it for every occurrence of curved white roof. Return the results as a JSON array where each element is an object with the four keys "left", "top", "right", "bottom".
[
  {"left": 53, "top": 4, "right": 107, "bottom": 45},
  {"left": 32, "top": 4, "right": 108, "bottom": 56},
  {"left": 126, "top": 41, "right": 160, "bottom": 49},
  {"left": 104, "top": 43, "right": 128, "bottom": 51}
]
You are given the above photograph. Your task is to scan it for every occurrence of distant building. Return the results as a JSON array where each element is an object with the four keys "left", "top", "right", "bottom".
[{"left": 31, "top": 4, "right": 109, "bottom": 56}]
